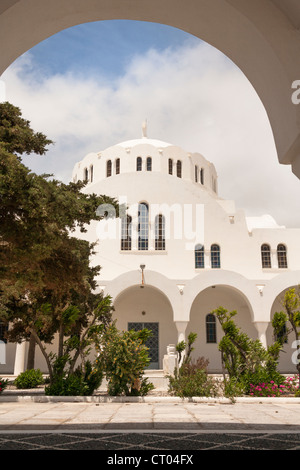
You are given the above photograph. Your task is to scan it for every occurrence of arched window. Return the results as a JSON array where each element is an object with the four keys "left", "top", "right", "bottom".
[
  {"left": 200, "top": 168, "right": 204, "bottom": 185},
  {"left": 176, "top": 160, "right": 182, "bottom": 178},
  {"left": 277, "top": 244, "right": 288, "bottom": 268},
  {"left": 195, "top": 244, "right": 204, "bottom": 268},
  {"left": 155, "top": 214, "right": 165, "bottom": 250},
  {"left": 106, "top": 160, "right": 112, "bottom": 177},
  {"left": 211, "top": 244, "right": 221, "bottom": 268},
  {"left": 84, "top": 167, "right": 88, "bottom": 181},
  {"left": 136, "top": 157, "right": 142, "bottom": 171},
  {"left": 168, "top": 158, "right": 173, "bottom": 175},
  {"left": 195, "top": 165, "right": 198, "bottom": 183},
  {"left": 90, "top": 165, "right": 93, "bottom": 182},
  {"left": 146, "top": 156, "right": 152, "bottom": 171},
  {"left": 261, "top": 244, "right": 271, "bottom": 268},
  {"left": 116, "top": 158, "right": 120, "bottom": 175},
  {"left": 206, "top": 314, "right": 217, "bottom": 343},
  {"left": 138, "top": 202, "right": 149, "bottom": 250},
  {"left": 121, "top": 215, "right": 132, "bottom": 251}
]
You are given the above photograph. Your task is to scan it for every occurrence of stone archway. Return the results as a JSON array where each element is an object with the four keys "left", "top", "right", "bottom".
[
  {"left": 267, "top": 285, "right": 299, "bottom": 374},
  {"left": 113, "top": 284, "right": 177, "bottom": 369},
  {"left": 0, "top": 0, "right": 300, "bottom": 177},
  {"left": 187, "top": 284, "right": 257, "bottom": 373}
]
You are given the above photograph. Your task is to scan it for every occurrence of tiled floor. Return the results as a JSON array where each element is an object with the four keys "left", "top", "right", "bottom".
[{"left": 0, "top": 432, "right": 299, "bottom": 450}]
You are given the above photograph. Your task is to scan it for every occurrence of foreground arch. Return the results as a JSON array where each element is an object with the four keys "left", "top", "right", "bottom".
[{"left": 0, "top": 0, "right": 300, "bottom": 178}]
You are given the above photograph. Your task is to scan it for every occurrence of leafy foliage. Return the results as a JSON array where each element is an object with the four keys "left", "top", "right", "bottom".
[
  {"left": 14, "top": 368, "right": 44, "bottom": 389},
  {"left": 98, "top": 323, "right": 154, "bottom": 396},
  {"left": 213, "top": 307, "right": 285, "bottom": 395}
]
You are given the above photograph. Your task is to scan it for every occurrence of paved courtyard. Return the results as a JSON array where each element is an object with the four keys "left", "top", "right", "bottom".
[{"left": 0, "top": 398, "right": 300, "bottom": 450}]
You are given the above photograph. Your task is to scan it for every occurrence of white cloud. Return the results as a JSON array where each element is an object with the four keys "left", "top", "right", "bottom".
[{"left": 2, "top": 40, "right": 300, "bottom": 227}]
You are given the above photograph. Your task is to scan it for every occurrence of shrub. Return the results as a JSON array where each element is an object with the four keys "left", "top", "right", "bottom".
[
  {"left": 0, "top": 378, "right": 9, "bottom": 394},
  {"left": 98, "top": 324, "right": 154, "bottom": 396},
  {"left": 44, "top": 359, "right": 103, "bottom": 396},
  {"left": 249, "top": 376, "right": 299, "bottom": 397},
  {"left": 168, "top": 357, "right": 218, "bottom": 398},
  {"left": 14, "top": 369, "right": 44, "bottom": 389}
]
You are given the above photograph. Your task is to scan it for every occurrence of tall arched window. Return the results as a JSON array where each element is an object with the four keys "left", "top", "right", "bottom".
[
  {"left": 261, "top": 244, "right": 271, "bottom": 268},
  {"left": 106, "top": 160, "right": 112, "bottom": 177},
  {"left": 90, "top": 165, "right": 93, "bottom": 182},
  {"left": 277, "top": 244, "right": 288, "bottom": 268},
  {"left": 155, "top": 214, "right": 165, "bottom": 250},
  {"left": 84, "top": 167, "right": 88, "bottom": 181},
  {"left": 211, "top": 244, "right": 221, "bottom": 268},
  {"left": 115, "top": 158, "right": 120, "bottom": 175},
  {"left": 195, "top": 244, "right": 204, "bottom": 268},
  {"left": 168, "top": 158, "right": 173, "bottom": 175},
  {"left": 136, "top": 157, "right": 142, "bottom": 171},
  {"left": 195, "top": 165, "right": 198, "bottom": 183},
  {"left": 138, "top": 202, "right": 149, "bottom": 250},
  {"left": 176, "top": 160, "right": 182, "bottom": 178},
  {"left": 146, "top": 156, "right": 152, "bottom": 171},
  {"left": 206, "top": 314, "right": 217, "bottom": 343},
  {"left": 121, "top": 215, "right": 132, "bottom": 251}
]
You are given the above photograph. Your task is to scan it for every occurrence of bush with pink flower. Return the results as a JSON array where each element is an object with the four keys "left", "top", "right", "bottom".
[
  {"left": 0, "top": 377, "right": 8, "bottom": 394},
  {"left": 249, "top": 376, "right": 299, "bottom": 397}
]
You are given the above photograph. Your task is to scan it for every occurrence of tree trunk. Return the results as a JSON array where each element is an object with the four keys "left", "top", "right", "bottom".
[
  {"left": 29, "top": 328, "right": 53, "bottom": 383},
  {"left": 26, "top": 334, "right": 36, "bottom": 370}
]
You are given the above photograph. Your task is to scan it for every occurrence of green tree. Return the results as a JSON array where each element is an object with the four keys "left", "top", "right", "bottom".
[
  {"left": 273, "top": 287, "right": 300, "bottom": 387},
  {"left": 98, "top": 324, "right": 154, "bottom": 396},
  {"left": 214, "top": 306, "right": 284, "bottom": 395},
  {"left": 0, "top": 102, "right": 118, "bottom": 374}
]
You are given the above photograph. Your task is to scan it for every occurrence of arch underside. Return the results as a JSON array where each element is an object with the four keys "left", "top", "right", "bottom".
[{"left": 0, "top": 0, "right": 299, "bottom": 177}]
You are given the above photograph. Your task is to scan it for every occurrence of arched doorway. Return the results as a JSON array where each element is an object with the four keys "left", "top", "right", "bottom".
[
  {"left": 268, "top": 285, "right": 299, "bottom": 374},
  {"left": 113, "top": 284, "right": 176, "bottom": 369},
  {"left": 188, "top": 285, "right": 256, "bottom": 373}
]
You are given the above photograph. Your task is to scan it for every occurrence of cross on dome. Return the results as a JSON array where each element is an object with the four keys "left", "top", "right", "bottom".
[{"left": 142, "top": 119, "right": 148, "bottom": 138}]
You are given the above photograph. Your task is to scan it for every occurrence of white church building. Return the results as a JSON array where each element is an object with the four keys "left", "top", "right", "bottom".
[{"left": 3, "top": 125, "right": 300, "bottom": 376}]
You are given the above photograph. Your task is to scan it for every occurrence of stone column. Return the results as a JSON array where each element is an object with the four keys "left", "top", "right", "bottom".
[
  {"left": 175, "top": 321, "right": 188, "bottom": 344},
  {"left": 253, "top": 321, "right": 269, "bottom": 348},
  {"left": 13, "top": 341, "right": 26, "bottom": 376}
]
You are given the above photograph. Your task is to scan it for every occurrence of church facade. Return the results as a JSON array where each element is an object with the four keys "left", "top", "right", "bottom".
[{"left": 2, "top": 127, "right": 300, "bottom": 375}]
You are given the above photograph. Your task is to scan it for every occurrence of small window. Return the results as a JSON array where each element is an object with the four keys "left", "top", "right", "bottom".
[
  {"left": 84, "top": 167, "right": 88, "bottom": 181},
  {"left": 200, "top": 168, "right": 204, "bottom": 185},
  {"left": 146, "top": 156, "right": 152, "bottom": 171},
  {"left": 211, "top": 244, "right": 221, "bottom": 269},
  {"left": 195, "top": 244, "right": 204, "bottom": 268},
  {"left": 206, "top": 314, "right": 217, "bottom": 343},
  {"left": 136, "top": 157, "right": 142, "bottom": 171},
  {"left": 116, "top": 158, "right": 120, "bottom": 175},
  {"left": 277, "top": 244, "right": 288, "bottom": 268},
  {"left": 177, "top": 160, "right": 182, "bottom": 178},
  {"left": 106, "top": 160, "right": 112, "bottom": 177},
  {"left": 121, "top": 215, "right": 132, "bottom": 251},
  {"left": 261, "top": 244, "right": 271, "bottom": 268},
  {"left": 155, "top": 214, "right": 165, "bottom": 250},
  {"left": 90, "top": 165, "right": 93, "bottom": 182},
  {"left": 195, "top": 165, "right": 198, "bottom": 183},
  {"left": 168, "top": 159, "right": 173, "bottom": 175}
]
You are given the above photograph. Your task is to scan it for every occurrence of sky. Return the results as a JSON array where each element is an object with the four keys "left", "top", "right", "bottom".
[{"left": 1, "top": 19, "right": 300, "bottom": 228}]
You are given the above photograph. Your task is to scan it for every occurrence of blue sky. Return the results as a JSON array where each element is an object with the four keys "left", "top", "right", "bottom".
[
  {"left": 1, "top": 20, "right": 300, "bottom": 227},
  {"left": 27, "top": 20, "right": 196, "bottom": 79}
]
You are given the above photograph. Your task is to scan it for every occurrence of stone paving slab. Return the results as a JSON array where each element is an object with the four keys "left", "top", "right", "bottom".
[{"left": 0, "top": 400, "right": 300, "bottom": 433}]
